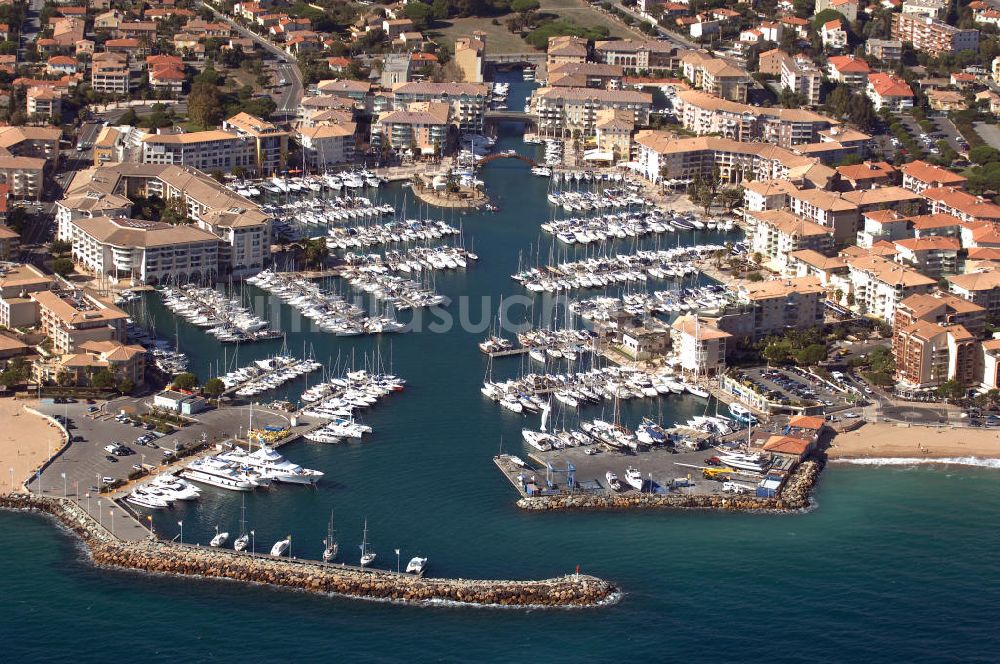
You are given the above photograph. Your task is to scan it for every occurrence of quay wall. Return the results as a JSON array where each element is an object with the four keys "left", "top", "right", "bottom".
[
  {"left": 0, "top": 494, "right": 618, "bottom": 608},
  {"left": 517, "top": 460, "right": 823, "bottom": 512}
]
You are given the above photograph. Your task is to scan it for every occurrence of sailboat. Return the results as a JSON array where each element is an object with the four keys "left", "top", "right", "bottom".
[
  {"left": 359, "top": 519, "right": 376, "bottom": 567},
  {"left": 322, "top": 510, "right": 338, "bottom": 562},
  {"left": 233, "top": 496, "right": 249, "bottom": 552},
  {"left": 210, "top": 526, "right": 229, "bottom": 547}
]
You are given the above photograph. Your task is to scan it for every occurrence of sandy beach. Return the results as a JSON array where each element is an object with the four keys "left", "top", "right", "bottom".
[
  {"left": 827, "top": 422, "right": 1000, "bottom": 460},
  {"left": 0, "top": 399, "right": 65, "bottom": 492}
]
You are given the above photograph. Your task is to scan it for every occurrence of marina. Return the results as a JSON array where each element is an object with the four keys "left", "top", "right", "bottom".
[
  {"left": 512, "top": 246, "right": 724, "bottom": 293},
  {"left": 159, "top": 285, "right": 282, "bottom": 343}
]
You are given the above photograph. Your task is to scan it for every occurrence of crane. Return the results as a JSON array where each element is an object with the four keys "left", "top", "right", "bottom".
[{"left": 544, "top": 462, "right": 576, "bottom": 491}]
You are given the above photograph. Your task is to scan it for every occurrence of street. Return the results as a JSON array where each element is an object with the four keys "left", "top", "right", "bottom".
[{"left": 197, "top": 1, "right": 304, "bottom": 117}]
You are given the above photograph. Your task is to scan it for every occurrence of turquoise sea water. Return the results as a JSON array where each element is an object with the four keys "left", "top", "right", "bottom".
[
  {"left": 3, "top": 465, "right": 1000, "bottom": 662},
  {"left": 4, "top": 76, "right": 1000, "bottom": 661}
]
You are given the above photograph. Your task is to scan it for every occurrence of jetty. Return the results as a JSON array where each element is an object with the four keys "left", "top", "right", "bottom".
[{"left": 0, "top": 494, "right": 618, "bottom": 608}]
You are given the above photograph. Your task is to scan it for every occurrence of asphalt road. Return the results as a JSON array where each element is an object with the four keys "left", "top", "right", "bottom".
[
  {"left": 610, "top": 1, "right": 698, "bottom": 50},
  {"left": 198, "top": 1, "right": 304, "bottom": 117}
]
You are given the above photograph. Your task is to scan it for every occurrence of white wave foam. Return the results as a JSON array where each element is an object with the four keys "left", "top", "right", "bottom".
[{"left": 834, "top": 456, "right": 1000, "bottom": 469}]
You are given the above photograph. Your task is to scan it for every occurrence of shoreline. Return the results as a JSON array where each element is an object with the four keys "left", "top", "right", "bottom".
[
  {"left": 0, "top": 399, "right": 68, "bottom": 493},
  {"left": 825, "top": 422, "right": 1000, "bottom": 461},
  {"left": 0, "top": 493, "right": 619, "bottom": 609}
]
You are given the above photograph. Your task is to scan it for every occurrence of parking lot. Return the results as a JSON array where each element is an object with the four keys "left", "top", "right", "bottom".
[
  {"left": 739, "top": 367, "right": 856, "bottom": 413},
  {"left": 29, "top": 397, "right": 296, "bottom": 497}
]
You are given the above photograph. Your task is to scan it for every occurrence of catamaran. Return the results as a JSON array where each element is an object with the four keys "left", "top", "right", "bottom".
[
  {"left": 359, "top": 519, "right": 376, "bottom": 567},
  {"left": 322, "top": 511, "right": 338, "bottom": 562},
  {"left": 406, "top": 556, "right": 428, "bottom": 574}
]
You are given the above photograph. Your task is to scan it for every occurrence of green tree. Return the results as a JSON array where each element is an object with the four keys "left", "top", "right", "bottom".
[
  {"left": 794, "top": 344, "right": 828, "bottom": 366},
  {"left": 203, "top": 377, "right": 226, "bottom": 399},
  {"left": 91, "top": 369, "right": 115, "bottom": 389},
  {"left": 303, "top": 238, "right": 329, "bottom": 268},
  {"left": 187, "top": 81, "right": 223, "bottom": 129},
  {"left": 117, "top": 377, "right": 136, "bottom": 395},
  {"left": 936, "top": 378, "right": 966, "bottom": 402},
  {"left": 52, "top": 258, "right": 74, "bottom": 276},
  {"left": 172, "top": 372, "right": 199, "bottom": 391},
  {"left": 969, "top": 145, "right": 1000, "bottom": 165}
]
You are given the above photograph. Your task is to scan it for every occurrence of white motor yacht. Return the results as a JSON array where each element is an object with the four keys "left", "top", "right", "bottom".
[
  {"left": 624, "top": 467, "right": 643, "bottom": 491},
  {"left": 218, "top": 446, "right": 324, "bottom": 485},
  {"left": 270, "top": 537, "right": 291, "bottom": 557}
]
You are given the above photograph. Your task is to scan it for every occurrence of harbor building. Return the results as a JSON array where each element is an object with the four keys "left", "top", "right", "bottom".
[
  {"left": 594, "top": 39, "right": 676, "bottom": 74},
  {"left": 141, "top": 130, "right": 255, "bottom": 173},
  {"left": 222, "top": 112, "right": 289, "bottom": 175},
  {"left": 60, "top": 164, "right": 271, "bottom": 278},
  {"left": 715, "top": 277, "right": 826, "bottom": 341},
  {"left": 454, "top": 34, "right": 485, "bottom": 83},
  {"left": 390, "top": 82, "right": 488, "bottom": 134},
  {"left": 63, "top": 216, "right": 222, "bottom": 285},
  {"left": 30, "top": 289, "right": 128, "bottom": 354},
  {"left": 633, "top": 133, "right": 832, "bottom": 189},
  {"left": 371, "top": 102, "right": 450, "bottom": 155},
  {"left": 546, "top": 35, "right": 588, "bottom": 68},
  {"left": 670, "top": 314, "right": 731, "bottom": 376},
  {"left": 297, "top": 124, "right": 356, "bottom": 169},
  {"left": 530, "top": 87, "right": 652, "bottom": 138}
]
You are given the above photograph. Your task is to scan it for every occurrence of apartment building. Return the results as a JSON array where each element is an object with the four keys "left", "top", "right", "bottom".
[
  {"left": 725, "top": 277, "right": 827, "bottom": 340},
  {"left": 892, "top": 13, "right": 980, "bottom": 56},
  {"left": 846, "top": 254, "right": 936, "bottom": 322},
  {"left": 892, "top": 236, "right": 962, "bottom": 278},
  {"left": 893, "top": 317, "right": 978, "bottom": 389},
  {"left": 866, "top": 73, "right": 914, "bottom": 112},
  {"left": 222, "top": 112, "right": 288, "bottom": 175},
  {"left": 548, "top": 62, "right": 624, "bottom": 89},
  {"left": 64, "top": 216, "right": 221, "bottom": 285},
  {"left": 297, "top": 123, "right": 356, "bottom": 169},
  {"left": 454, "top": 34, "right": 485, "bottom": 83},
  {"left": 315, "top": 79, "right": 373, "bottom": 112},
  {"left": 750, "top": 210, "right": 833, "bottom": 273},
  {"left": 816, "top": 0, "right": 859, "bottom": 20},
  {"left": 947, "top": 270, "right": 1000, "bottom": 319},
  {"left": 865, "top": 39, "right": 904, "bottom": 63},
  {"left": 680, "top": 52, "right": 751, "bottom": 102},
  {"left": 546, "top": 35, "right": 588, "bottom": 68},
  {"left": 787, "top": 188, "right": 860, "bottom": 241},
  {"left": 141, "top": 130, "right": 254, "bottom": 172},
  {"left": 0, "top": 156, "right": 45, "bottom": 199},
  {"left": 836, "top": 161, "right": 897, "bottom": 191},
  {"left": 900, "top": 160, "right": 968, "bottom": 194},
  {"left": 27, "top": 86, "right": 62, "bottom": 118},
  {"left": 895, "top": 292, "right": 986, "bottom": 338},
  {"left": 0, "top": 263, "right": 52, "bottom": 328},
  {"left": 670, "top": 314, "right": 731, "bottom": 376},
  {"left": 0, "top": 126, "right": 61, "bottom": 161},
  {"left": 780, "top": 54, "right": 822, "bottom": 107},
  {"left": 34, "top": 339, "right": 146, "bottom": 387},
  {"left": 923, "top": 186, "right": 1000, "bottom": 224},
  {"left": 56, "top": 191, "right": 132, "bottom": 238},
  {"left": 826, "top": 55, "right": 871, "bottom": 88},
  {"left": 902, "top": 0, "right": 949, "bottom": 19},
  {"left": 841, "top": 186, "right": 924, "bottom": 216},
  {"left": 673, "top": 90, "right": 833, "bottom": 147},
  {"left": 594, "top": 39, "right": 675, "bottom": 73},
  {"left": 857, "top": 209, "right": 911, "bottom": 248},
  {"left": 391, "top": 82, "right": 489, "bottom": 134},
  {"left": 530, "top": 87, "right": 652, "bottom": 138},
  {"left": 372, "top": 102, "right": 450, "bottom": 154},
  {"left": 634, "top": 133, "right": 833, "bottom": 189},
  {"left": 91, "top": 52, "right": 131, "bottom": 94},
  {"left": 30, "top": 289, "right": 128, "bottom": 354},
  {"left": 61, "top": 164, "right": 271, "bottom": 278}
]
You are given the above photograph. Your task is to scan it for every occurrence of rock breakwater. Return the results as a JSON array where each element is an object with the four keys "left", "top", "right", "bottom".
[
  {"left": 517, "top": 459, "right": 823, "bottom": 512},
  {"left": 0, "top": 493, "right": 618, "bottom": 608}
]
